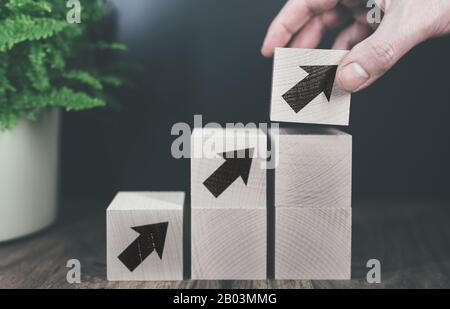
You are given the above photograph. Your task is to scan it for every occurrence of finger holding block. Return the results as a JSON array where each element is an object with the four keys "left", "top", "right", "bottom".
[
  {"left": 271, "top": 48, "right": 351, "bottom": 126},
  {"left": 107, "top": 192, "right": 184, "bottom": 281}
]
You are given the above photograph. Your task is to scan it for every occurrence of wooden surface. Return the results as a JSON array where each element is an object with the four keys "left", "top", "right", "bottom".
[
  {"left": 270, "top": 48, "right": 351, "bottom": 126},
  {"left": 1, "top": 199, "right": 450, "bottom": 288},
  {"left": 107, "top": 192, "right": 184, "bottom": 281}
]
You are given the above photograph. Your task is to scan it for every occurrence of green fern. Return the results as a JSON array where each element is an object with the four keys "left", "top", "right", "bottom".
[
  {"left": 0, "top": 0, "right": 126, "bottom": 130},
  {"left": 26, "top": 44, "right": 50, "bottom": 91},
  {"left": 6, "top": 0, "right": 52, "bottom": 14},
  {"left": 63, "top": 70, "right": 103, "bottom": 91},
  {"left": 0, "top": 15, "right": 68, "bottom": 52},
  {"left": 98, "top": 74, "right": 123, "bottom": 87},
  {"left": 95, "top": 41, "right": 128, "bottom": 51},
  {"left": 11, "top": 87, "right": 105, "bottom": 110}
]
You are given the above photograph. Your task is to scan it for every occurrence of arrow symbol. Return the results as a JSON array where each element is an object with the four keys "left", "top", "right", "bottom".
[
  {"left": 203, "top": 148, "right": 254, "bottom": 198},
  {"left": 282, "top": 65, "right": 338, "bottom": 113},
  {"left": 118, "top": 222, "right": 169, "bottom": 272}
]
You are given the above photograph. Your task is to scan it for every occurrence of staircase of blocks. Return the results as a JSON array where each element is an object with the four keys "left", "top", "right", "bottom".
[{"left": 106, "top": 48, "right": 353, "bottom": 281}]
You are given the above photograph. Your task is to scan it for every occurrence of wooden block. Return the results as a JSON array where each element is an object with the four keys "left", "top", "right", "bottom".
[
  {"left": 271, "top": 48, "right": 351, "bottom": 126},
  {"left": 191, "top": 208, "right": 266, "bottom": 280},
  {"left": 275, "top": 207, "right": 351, "bottom": 280},
  {"left": 273, "top": 127, "right": 352, "bottom": 209},
  {"left": 107, "top": 192, "right": 184, "bottom": 281},
  {"left": 191, "top": 127, "right": 266, "bottom": 209}
]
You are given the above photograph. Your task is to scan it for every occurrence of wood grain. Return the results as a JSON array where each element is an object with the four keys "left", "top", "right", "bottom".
[
  {"left": 276, "top": 207, "right": 351, "bottom": 280},
  {"left": 1, "top": 199, "right": 449, "bottom": 288},
  {"left": 191, "top": 208, "right": 266, "bottom": 280},
  {"left": 273, "top": 127, "right": 352, "bottom": 209},
  {"left": 107, "top": 192, "right": 184, "bottom": 281},
  {"left": 270, "top": 48, "right": 351, "bottom": 126}
]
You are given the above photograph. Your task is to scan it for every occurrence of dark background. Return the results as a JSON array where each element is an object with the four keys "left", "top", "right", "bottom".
[{"left": 61, "top": 0, "right": 450, "bottom": 204}]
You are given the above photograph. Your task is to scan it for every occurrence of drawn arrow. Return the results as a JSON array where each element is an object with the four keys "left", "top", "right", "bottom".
[
  {"left": 118, "top": 222, "right": 168, "bottom": 272},
  {"left": 203, "top": 148, "right": 254, "bottom": 198},
  {"left": 282, "top": 65, "right": 338, "bottom": 113}
]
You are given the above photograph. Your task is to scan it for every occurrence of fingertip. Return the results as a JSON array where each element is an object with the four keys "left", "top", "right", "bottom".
[
  {"left": 261, "top": 45, "right": 274, "bottom": 58},
  {"left": 337, "top": 62, "right": 370, "bottom": 92},
  {"left": 260, "top": 30, "right": 278, "bottom": 58}
]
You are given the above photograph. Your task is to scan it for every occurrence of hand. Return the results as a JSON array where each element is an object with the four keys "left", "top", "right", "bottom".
[{"left": 261, "top": 0, "right": 450, "bottom": 92}]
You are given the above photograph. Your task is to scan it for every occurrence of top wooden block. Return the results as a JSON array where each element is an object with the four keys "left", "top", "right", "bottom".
[
  {"left": 270, "top": 48, "right": 351, "bottom": 126},
  {"left": 191, "top": 127, "right": 267, "bottom": 209},
  {"left": 107, "top": 192, "right": 185, "bottom": 210}
]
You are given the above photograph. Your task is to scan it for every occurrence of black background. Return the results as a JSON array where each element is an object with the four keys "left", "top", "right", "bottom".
[{"left": 61, "top": 0, "right": 450, "bottom": 204}]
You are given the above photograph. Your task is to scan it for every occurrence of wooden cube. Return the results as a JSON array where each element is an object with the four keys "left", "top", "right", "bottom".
[
  {"left": 271, "top": 48, "right": 351, "bottom": 126},
  {"left": 191, "top": 208, "right": 266, "bottom": 280},
  {"left": 191, "top": 127, "right": 266, "bottom": 209},
  {"left": 275, "top": 207, "right": 351, "bottom": 280},
  {"left": 107, "top": 192, "right": 184, "bottom": 281},
  {"left": 273, "top": 127, "right": 352, "bottom": 209}
]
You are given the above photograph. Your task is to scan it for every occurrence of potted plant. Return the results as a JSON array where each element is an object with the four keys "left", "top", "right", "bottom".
[{"left": 0, "top": 0, "right": 125, "bottom": 241}]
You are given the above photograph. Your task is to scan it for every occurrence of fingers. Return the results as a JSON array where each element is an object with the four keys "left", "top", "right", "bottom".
[
  {"left": 336, "top": 14, "right": 425, "bottom": 92},
  {"left": 351, "top": 7, "right": 380, "bottom": 29},
  {"left": 261, "top": 0, "right": 339, "bottom": 57},
  {"left": 290, "top": 7, "right": 351, "bottom": 49},
  {"left": 341, "top": 0, "right": 365, "bottom": 9},
  {"left": 332, "top": 21, "right": 371, "bottom": 50},
  {"left": 289, "top": 17, "right": 325, "bottom": 49}
]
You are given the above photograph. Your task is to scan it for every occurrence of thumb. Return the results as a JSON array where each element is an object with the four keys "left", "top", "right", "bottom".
[{"left": 336, "top": 14, "right": 426, "bottom": 92}]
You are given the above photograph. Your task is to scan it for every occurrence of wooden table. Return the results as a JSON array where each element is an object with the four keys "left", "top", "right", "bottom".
[{"left": 1, "top": 199, "right": 449, "bottom": 288}]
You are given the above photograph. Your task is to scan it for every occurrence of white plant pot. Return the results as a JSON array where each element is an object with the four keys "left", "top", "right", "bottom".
[{"left": 0, "top": 109, "right": 60, "bottom": 242}]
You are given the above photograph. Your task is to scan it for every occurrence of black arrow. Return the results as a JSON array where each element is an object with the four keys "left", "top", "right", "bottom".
[
  {"left": 282, "top": 65, "right": 338, "bottom": 113},
  {"left": 118, "top": 222, "right": 168, "bottom": 272},
  {"left": 203, "top": 148, "right": 254, "bottom": 198}
]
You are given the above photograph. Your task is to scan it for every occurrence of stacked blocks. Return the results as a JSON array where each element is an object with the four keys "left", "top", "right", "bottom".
[
  {"left": 190, "top": 128, "right": 267, "bottom": 279},
  {"left": 272, "top": 128, "right": 352, "bottom": 279},
  {"left": 271, "top": 47, "right": 353, "bottom": 279},
  {"left": 106, "top": 48, "right": 353, "bottom": 281}
]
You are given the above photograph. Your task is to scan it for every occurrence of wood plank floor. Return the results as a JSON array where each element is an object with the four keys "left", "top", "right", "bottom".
[{"left": 0, "top": 199, "right": 449, "bottom": 288}]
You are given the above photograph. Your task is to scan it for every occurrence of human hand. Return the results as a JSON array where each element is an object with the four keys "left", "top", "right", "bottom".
[{"left": 261, "top": 0, "right": 450, "bottom": 92}]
